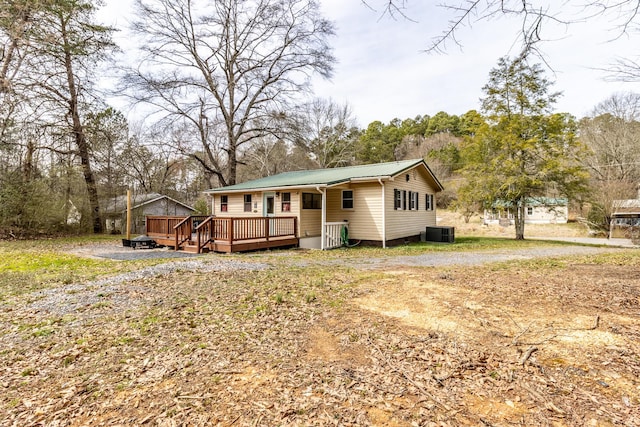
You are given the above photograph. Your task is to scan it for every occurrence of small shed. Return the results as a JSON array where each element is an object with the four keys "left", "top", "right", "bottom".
[{"left": 103, "top": 193, "right": 195, "bottom": 235}]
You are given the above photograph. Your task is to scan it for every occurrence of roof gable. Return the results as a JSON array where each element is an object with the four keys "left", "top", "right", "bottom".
[
  {"left": 206, "top": 159, "right": 444, "bottom": 193},
  {"left": 102, "top": 193, "right": 195, "bottom": 214}
]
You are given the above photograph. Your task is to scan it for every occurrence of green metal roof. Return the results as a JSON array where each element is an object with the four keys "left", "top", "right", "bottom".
[
  {"left": 206, "top": 159, "right": 443, "bottom": 193},
  {"left": 491, "top": 197, "right": 569, "bottom": 208}
]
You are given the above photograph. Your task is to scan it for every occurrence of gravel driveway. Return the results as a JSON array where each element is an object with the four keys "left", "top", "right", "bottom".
[{"left": 358, "top": 244, "right": 626, "bottom": 269}]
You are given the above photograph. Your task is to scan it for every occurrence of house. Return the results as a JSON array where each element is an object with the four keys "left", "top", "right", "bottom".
[
  {"left": 204, "top": 159, "right": 444, "bottom": 249},
  {"left": 610, "top": 194, "right": 640, "bottom": 239},
  {"left": 484, "top": 198, "right": 569, "bottom": 226},
  {"left": 103, "top": 193, "right": 195, "bottom": 235}
]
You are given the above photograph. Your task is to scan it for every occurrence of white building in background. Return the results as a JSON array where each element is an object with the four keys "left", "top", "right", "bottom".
[{"left": 484, "top": 198, "right": 569, "bottom": 226}]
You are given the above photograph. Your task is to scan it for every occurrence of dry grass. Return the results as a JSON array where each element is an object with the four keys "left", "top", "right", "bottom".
[
  {"left": 437, "top": 210, "right": 589, "bottom": 238},
  {"left": 0, "top": 238, "right": 638, "bottom": 426}
]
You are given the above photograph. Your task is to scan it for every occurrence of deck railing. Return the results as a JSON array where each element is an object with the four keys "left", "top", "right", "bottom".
[
  {"left": 173, "top": 215, "right": 209, "bottom": 250},
  {"left": 146, "top": 216, "right": 186, "bottom": 237},
  {"left": 146, "top": 215, "right": 298, "bottom": 252},
  {"left": 200, "top": 216, "right": 297, "bottom": 243},
  {"left": 325, "top": 221, "right": 347, "bottom": 250}
]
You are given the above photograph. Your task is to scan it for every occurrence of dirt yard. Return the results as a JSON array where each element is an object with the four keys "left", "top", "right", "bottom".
[{"left": 0, "top": 237, "right": 638, "bottom": 426}]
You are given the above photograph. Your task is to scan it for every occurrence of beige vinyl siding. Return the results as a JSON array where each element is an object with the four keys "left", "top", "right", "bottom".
[
  {"left": 214, "top": 193, "right": 258, "bottom": 217},
  {"left": 210, "top": 161, "right": 439, "bottom": 244},
  {"left": 276, "top": 191, "right": 299, "bottom": 217},
  {"left": 215, "top": 192, "right": 301, "bottom": 217},
  {"left": 385, "top": 167, "right": 438, "bottom": 241},
  {"left": 299, "top": 190, "right": 322, "bottom": 237},
  {"left": 326, "top": 183, "right": 383, "bottom": 241}
]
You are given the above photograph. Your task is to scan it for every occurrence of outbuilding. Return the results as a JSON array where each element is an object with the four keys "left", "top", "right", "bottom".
[{"left": 103, "top": 193, "right": 195, "bottom": 234}]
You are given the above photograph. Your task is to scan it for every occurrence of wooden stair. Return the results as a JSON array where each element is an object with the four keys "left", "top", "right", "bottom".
[{"left": 180, "top": 241, "right": 209, "bottom": 254}]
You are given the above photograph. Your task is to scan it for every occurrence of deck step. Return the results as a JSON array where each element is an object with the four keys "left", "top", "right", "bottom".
[
  {"left": 181, "top": 244, "right": 200, "bottom": 253},
  {"left": 180, "top": 244, "right": 209, "bottom": 254}
]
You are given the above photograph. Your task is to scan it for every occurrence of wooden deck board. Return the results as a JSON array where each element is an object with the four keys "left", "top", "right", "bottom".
[{"left": 146, "top": 215, "right": 299, "bottom": 253}]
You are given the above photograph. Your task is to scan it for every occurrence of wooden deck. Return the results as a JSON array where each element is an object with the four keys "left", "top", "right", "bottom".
[{"left": 145, "top": 215, "right": 298, "bottom": 253}]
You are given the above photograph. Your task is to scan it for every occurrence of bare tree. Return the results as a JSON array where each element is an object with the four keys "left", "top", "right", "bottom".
[
  {"left": 579, "top": 92, "right": 640, "bottom": 231},
  {"left": 125, "top": 0, "right": 335, "bottom": 187},
  {"left": 370, "top": 1, "right": 640, "bottom": 77},
  {"left": 289, "top": 98, "right": 359, "bottom": 168},
  {"left": 0, "top": 0, "right": 41, "bottom": 141},
  {"left": 580, "top": 92, "right": 640, "bottom": 183},
  {"left": 20, "top": 0, "right": 116, "bottom": 233}
]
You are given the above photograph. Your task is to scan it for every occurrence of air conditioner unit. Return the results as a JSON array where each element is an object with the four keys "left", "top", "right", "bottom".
[{"left": 425, "top": 226, "right": 455, "bottom": 243}]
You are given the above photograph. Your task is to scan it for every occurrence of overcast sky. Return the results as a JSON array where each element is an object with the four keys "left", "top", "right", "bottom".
[{"left": 100, "top": 0, "right": 640, "bottom": 127}]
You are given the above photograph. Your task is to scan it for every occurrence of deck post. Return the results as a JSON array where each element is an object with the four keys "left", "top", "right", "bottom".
[
  {"left": 265, "top": 217, "right": 270, "bottom": 241},
  {"left": 174, "top": 222, "right": 179, "bottom": 251},
  {"left": 320, "top": 188, "right": 326, "bottom": 250},
  {"left": 228, "top": 218, "right": 234, "bottom": 243}
]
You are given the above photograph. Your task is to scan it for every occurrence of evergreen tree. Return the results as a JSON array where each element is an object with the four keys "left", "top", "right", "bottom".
[{"left": 459, "top": 57, "right": 589, "bottom": 239}]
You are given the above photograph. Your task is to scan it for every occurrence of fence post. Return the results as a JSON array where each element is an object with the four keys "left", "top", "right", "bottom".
[{"left": 228, "top": 218, "right": 234, "bottom": 243}]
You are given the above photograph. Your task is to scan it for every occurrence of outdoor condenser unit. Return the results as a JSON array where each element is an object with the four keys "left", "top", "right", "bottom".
[{"left": 425, "top": 226, "right": 455, "bottom": 243}]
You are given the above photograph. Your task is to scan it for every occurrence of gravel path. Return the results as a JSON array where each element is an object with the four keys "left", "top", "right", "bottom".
[
  {"left": 24, "top": 258, "right": 269, "bottom": 320},
  {"left": 16, "top": 241, "right": 628, "bottom": 320},
  {"left": 345, "top": 245, "right": 626, "bottom": 269}
]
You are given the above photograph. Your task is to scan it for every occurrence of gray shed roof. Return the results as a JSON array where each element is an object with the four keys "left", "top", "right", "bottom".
[{"left": 102, "top": 193, "right": 195, "bottom": 215}]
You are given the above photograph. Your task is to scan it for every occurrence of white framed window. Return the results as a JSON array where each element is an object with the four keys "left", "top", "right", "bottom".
[
  {"left": 302, "top": 192, "right": 321, "bottom": 209},
  {"left": 394, "top": 189, "right": 402, "bottom": 210},
  {"left": 220, "top": 195, "right": 228, "bottom": 212},
  {"left": 342, "top": 190, "right": 354, "bottom": 209},
  {"left": 281, "top": 192, "right": 291, "bottom": 212},
  {"left": 425, "top": 194, "right": 434, "bottom": 211},
  {"left": 409, "top": 191, "right": 419, "bottom": 210},
  {"left": 244, "top": 194, "right": 252, "bottom": 212}
]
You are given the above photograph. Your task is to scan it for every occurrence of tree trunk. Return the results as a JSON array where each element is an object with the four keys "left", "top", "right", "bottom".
[
  {"left": 514, "top": 197, "right": 525, "bottom": 240},
  {"left": 23, "top": 138, "right": 34, "bottom": 182},
  {"left": 62, "top": 19, "right": 102, "bottom": 233},
  {"left": 227, "top": 138, "right": 237, "bottom": 186}
]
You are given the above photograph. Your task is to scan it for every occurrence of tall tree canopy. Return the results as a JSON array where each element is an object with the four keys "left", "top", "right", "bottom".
[
  {"left": 578, "top": 92, "right": 640, "bottom": 231},
  {"left": 126, "top": 0, "right": 335, "bottom": 187},
  {"left": 290, "top": 98, "right": 360, "bottom": 168},
  {"left": 459, "top": 56, "right": 589, "bottom": 239},
  {"left": 0, "top": 0, "right": 115, "bottom": 234}
]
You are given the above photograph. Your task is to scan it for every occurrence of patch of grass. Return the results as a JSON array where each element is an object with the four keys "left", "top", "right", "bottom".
[
  {"left": 271, "top": 236, "right": 583, "bottom": 263},
  {"left": 274, "top": 293, "right": 285, "bottom": 304},
  {"left": 572, "top": 251, "right": 640, "bottom": 266},
  {"left": 31, "top": 327, "right": 55, "bottom": 338},
  {"left": 114, "top": 336, "right": 136, "bottom": 346},
  {"left": 134, "top": 314, "right": 161, "bottom": 335},
  {"left": 0, "top": 238, "right": 171, "bottom": 299},
  {"left": 20, "top": 367, "right": 36, "bottom": 376}
]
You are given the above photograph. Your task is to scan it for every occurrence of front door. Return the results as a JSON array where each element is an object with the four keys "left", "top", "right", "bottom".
[{"left": 263, "top": 192, "right": 275, "bottom": 217}]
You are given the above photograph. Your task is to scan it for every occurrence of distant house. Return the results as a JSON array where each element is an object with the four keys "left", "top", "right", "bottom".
[
  {"left": 484, "top": 198, "right": 569, "bottom": 225},
  {"left": 204, "top": 159, "right": 444, "bottom": 249},
  {"left": 610, "top": 194, "right": 640, "bottom": 239},
  {"left": 103, "top": 193, "right": 195, "bottom": 235}
]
